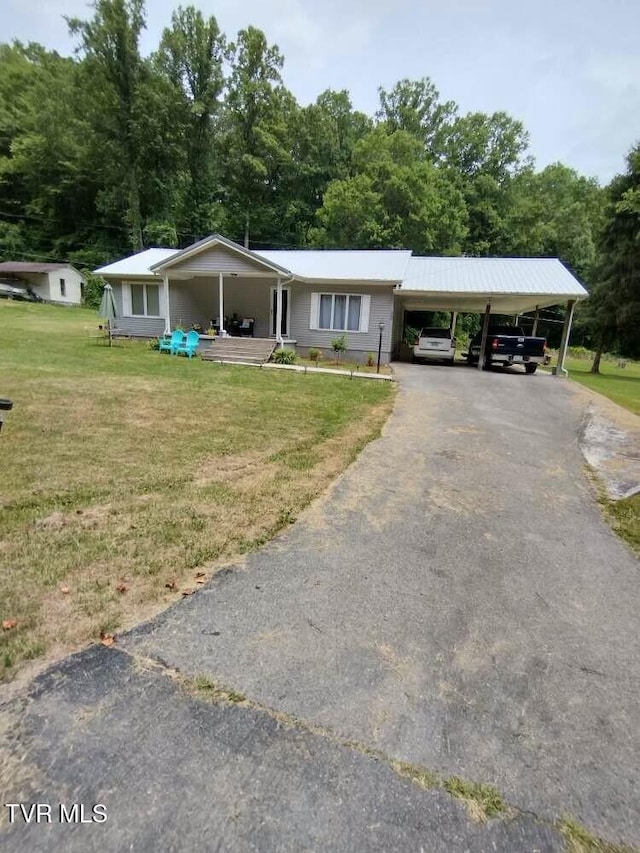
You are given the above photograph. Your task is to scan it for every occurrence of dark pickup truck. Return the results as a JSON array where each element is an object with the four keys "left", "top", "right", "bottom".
[{"left": 465, "top": 325, "right": 547, "bottom": 374}]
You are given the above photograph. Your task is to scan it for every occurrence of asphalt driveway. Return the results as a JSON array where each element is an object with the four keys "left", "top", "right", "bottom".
[{"left": 2, "top": 363, "right": 638, "bottom": 850}]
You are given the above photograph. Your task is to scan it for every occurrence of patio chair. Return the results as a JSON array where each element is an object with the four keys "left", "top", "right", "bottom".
[
  {"left": 176, "top": 329, "right": 200, "bottom": 358},
  {"left": 159, "top": 329, "right": 185, "bottom": 354}
]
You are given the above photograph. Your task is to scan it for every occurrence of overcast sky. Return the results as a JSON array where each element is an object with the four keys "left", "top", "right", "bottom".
[{"left": 2, "top": 0, "right": 639, "bottom": 183}]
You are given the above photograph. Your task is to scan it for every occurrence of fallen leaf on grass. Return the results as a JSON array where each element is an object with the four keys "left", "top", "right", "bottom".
[
  {"left": 2, "top": 619, "right": 18, "bottom": 631},
  {"left": 100, "top": 632, "right": 116, "bottom": 647},
  {"left": 165, "top": 579, "right": 177, "bottom": 591},
  {"left": 195, "top": 571, "right": 205, "bottom": 578},
  {"left": 115, "top": 583, "right": 128, "bottom": 594},
  {"left": 181, "top": 589, "right": 195, "bottom": 596},
  {"left": 60, "top": 586, "right": 71, "bottom": 595}
]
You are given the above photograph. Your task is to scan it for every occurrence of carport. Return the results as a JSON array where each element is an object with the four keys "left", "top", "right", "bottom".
[{"left": 394, "top": 257, "right": 589, "bottom": 372}]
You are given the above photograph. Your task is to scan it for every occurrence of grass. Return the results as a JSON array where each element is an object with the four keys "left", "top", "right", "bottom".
[
  {"left": 0, "top": 301, "right": 394, "bottom": 682},
  {"left": 560, "top": 356, "right": 640, "bottom": 416},
  {"left": 557, "top": 816, "right": 637, "bottom": 853},
  {"left": 443, "top": 777, "right": 505, "bottom": 822},
  {"left": 602, "top": 494, "right": 640, "bottom": 557}
]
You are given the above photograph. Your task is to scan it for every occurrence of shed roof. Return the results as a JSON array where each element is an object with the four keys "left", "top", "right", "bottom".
[{"left": 0, "top": 261, "right": 75, "bottom": 274}]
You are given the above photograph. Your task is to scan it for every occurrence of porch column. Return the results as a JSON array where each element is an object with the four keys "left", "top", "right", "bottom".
[
  {"left": 218, "top": 272, "right": 225, "bottom": 334},
  {"left": 552, "top": 299, "right": 576, "bottom": 377},
  {"left": 531, "top": 305, "right": 540, "bottom": 336},
  {"left": 478, "top": 302, "right": 491, "bottom": 370},
  {"left": 275, "top": 277, "right": 283, "bottom": 346},
  {"left": 450, "top": 311, "right": 458, "bottom": 337},
  {"left": 163, "top": 273, "right": 170, "bottom": 334}
]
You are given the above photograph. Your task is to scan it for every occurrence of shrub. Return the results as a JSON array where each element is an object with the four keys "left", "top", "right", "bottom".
[
  {"left": 331, "top": 335, "right": 347, "bottom": 363},
  {"left": 272, "top": 348, "right": 296, "bottom": 365},
  {"left": 403, "top": 326, "right": 420, "bottom": 346},
  {"left": 308, "top": 347, "right": 322, "bottom": 362},
  {"left": 367, "top": 352, "right": 375, "bottom": 367},
  {"left": 147, "top": 338, "right": 161, "bottom": 351}
]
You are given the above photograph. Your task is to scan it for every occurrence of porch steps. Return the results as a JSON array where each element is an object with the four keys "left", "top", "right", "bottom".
[{"left": 200, "top": 337, "right": 276, "bottom": 365}]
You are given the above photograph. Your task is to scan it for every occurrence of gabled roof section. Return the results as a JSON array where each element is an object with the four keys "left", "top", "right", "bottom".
[
  {"left": 255, "top": 249, "right": 412, "bottom": 282},
  {"left": 95, "top": 249, "right": 176, "bottom": 278},
  {"left": 149, "top": 234, "right": 292, "bottom": 276},
  {"left": 401, "top": 257, "right": 588, "bottom": 298}
]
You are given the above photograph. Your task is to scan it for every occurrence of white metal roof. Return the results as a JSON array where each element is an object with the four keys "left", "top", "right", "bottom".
[
  {"left": 95, "top": 248, "right": 176, "bottom": 277},
  {"left": 255, "top": 249, "right": 412, "bottom": 282},
  {"left": 401, "top": 257, "right": 588, "bottom": 297}
]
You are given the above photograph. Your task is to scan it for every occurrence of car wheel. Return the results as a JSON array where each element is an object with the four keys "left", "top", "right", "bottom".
[{"left": 525, "top": 363, "right": 537, "bottom": 374}]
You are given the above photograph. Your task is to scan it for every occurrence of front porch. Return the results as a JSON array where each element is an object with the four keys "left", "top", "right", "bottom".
[{"left": 164, "top": 274, "right": 292, "bottom": 344}]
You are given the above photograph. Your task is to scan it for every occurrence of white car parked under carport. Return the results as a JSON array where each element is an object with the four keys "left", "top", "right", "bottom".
[{"left": 413, "top": 327, "right": 457, "bottom": 364}]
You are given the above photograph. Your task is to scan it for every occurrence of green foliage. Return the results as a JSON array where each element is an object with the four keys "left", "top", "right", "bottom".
[
  {"left": 586, "top": 144, "right": 640, "bottom": 368},
  {"left": 0, "top": 16, "right": 613, "bottom": 284},
  {"left": 403, "top": 326, "right": 420, "bottom": 346},
  {"left": 331, "top": 334, "right": 347, "bottom": 363},
  {"left": 82, "top": 272, "right": 107, "bottom": 309},
  {"left": 366, "top": 352, "right": 375, "bottom": 367},
  {"left": 272, "top": 347, "right": 296, "bottom": 364},
  {"left": 308, "top": 347, "right": 322, "bottom": 362}
]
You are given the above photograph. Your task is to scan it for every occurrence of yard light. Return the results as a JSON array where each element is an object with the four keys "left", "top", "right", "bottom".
[{"left": 377, "top": 322, "right": 385, "bottom": 374}]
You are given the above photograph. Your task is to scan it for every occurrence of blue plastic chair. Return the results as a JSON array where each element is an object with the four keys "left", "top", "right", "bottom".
[
  {"left": 159, "top": 329, "right": 185, "bottom": 354},
  {"left": 176, "top": 329, "right": 200, "bottom": 358}
]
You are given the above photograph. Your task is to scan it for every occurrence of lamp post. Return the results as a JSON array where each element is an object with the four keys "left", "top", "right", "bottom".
[{"left": 377, "top": 322, "right": 384, "bottom": 374}]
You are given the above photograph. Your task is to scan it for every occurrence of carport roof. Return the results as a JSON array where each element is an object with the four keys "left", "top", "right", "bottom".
[{"left": 398, "top": 257, "right": 588, "bottom": 313}]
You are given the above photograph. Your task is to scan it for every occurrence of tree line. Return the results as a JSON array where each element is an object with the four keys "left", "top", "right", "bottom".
[{"left": 0, "top": 0, "right": 637, "bottom": 364}]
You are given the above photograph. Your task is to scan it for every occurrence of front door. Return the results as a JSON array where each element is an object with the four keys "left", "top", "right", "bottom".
[{"left": 270, "top": 286, "right": 290, "bottom": 337}]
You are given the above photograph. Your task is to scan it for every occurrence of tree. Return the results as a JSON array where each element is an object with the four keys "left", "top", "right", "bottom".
[
  {"left": 68, "top": 0, "right": 148, "bottom": 250},
  {"left": 443, "top": 111, "right": 531, "bottom": 255},
  {"left": 156, "top": 6, "right": 226, "bottom": 239},
  {"left": 312, "top": 128, "right": 467, "bottom": 254},
  {"left": 587, "top": 144, "right": 640, "bottom": 372},
  {"left": 500, "top": 164, "right": 603, "bottom": 281},
  {"left": 376, "top": 78, "right": 456, "bottom": 161},
  {"left": 221, "top": 26, "right": 293, "bottom": 246}
]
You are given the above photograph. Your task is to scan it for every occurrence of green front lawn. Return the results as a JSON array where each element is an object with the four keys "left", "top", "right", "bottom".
[
  {"left": 0, "top": 301, "right": 394, "bottom": 681},
  {"left": 562, "top": 357, "right": 640, "bottom": 416}
]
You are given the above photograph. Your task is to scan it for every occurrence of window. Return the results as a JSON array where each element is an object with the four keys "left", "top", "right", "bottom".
[
  {"left": 59, "top": 278, "right": 66, "bottom": 297},
  {"left": 129, "top": 284, "right": 160, "bottom": 317},
  {"left": 318, "top": 294, "right": 362, "bottom": 331}
]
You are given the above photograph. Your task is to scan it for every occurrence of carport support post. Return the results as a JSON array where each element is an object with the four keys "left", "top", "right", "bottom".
[
  {"left": 450, "top": 311, "right": 458, "bottom": 336},
  {"left": 478, "top": 303, "right": 491, "bottom": 370},
  {"left": 531, "top": 306, "right": 540, "bottom": 337},
  {"left": 553, "top": 299, "right": 576, "bottom": 377},
  {"left": 218, "top": 272, "right": 224, "bottom": 335},
  {"left": 163, "top": 273, "right": 170, "bottom": 334}
]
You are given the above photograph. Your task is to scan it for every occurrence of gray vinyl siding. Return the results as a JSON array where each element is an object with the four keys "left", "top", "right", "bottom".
[
  {"left": 168, "top": 245, "right": 276, "bottom": 275},
  {"left": 110, "top": 281, "right": 164, "bottom": 336},
  {"left": 289, "top": 282, "right": 395, "bottom": 360}
]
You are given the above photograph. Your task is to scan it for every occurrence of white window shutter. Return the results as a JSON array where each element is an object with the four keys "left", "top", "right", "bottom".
[
  {"left": 359, "top": 294, "right": 371, "bottom": 333},
  {"left": 122, "top": 282, "right": 132, "bottom": 316},
  {"left": 309, "top": 292, "right": 320, "bottom": 330}
]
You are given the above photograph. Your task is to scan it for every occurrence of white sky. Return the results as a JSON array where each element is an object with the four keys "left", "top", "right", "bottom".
[{"left": 2, "top": 0, "right": 639, "bottom": 183}]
